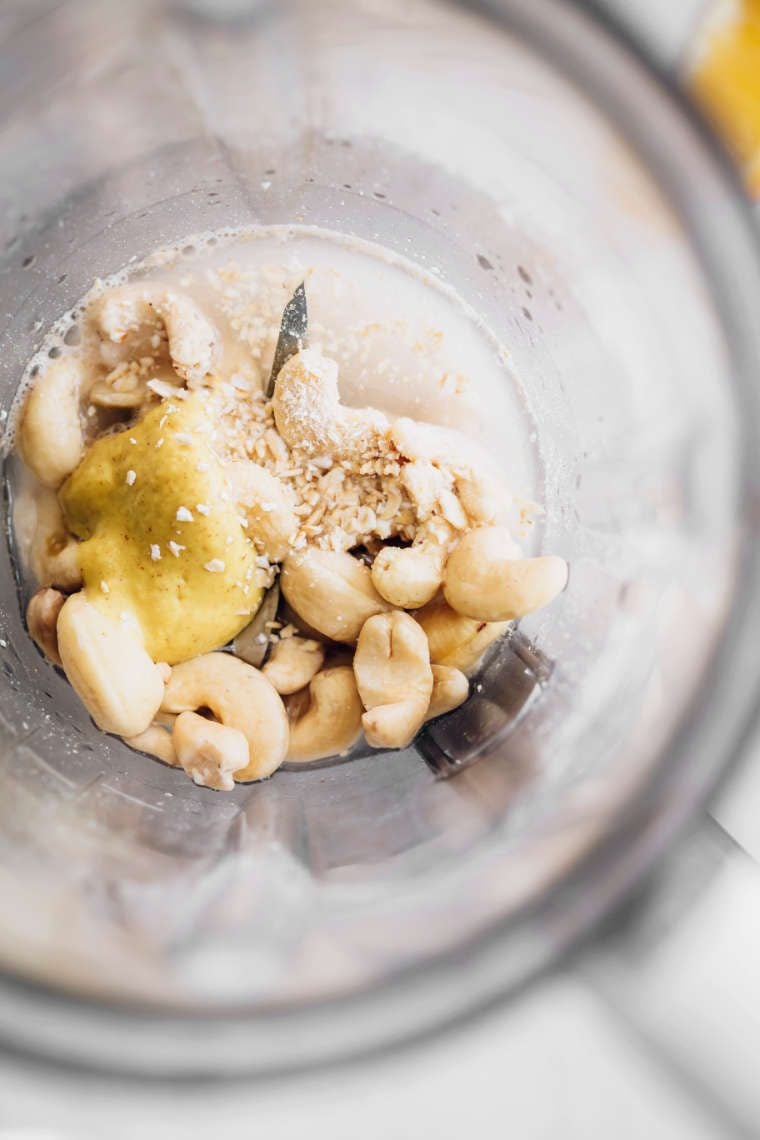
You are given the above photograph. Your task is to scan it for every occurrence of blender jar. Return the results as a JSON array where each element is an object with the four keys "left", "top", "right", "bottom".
[{"left": 0, "top": 0, "right": 759, "bottom": 1075}]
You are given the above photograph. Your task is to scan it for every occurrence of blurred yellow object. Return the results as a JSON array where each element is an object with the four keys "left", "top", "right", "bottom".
[{"left": 689, "top": 0, "right": 760, "bottom": 196}]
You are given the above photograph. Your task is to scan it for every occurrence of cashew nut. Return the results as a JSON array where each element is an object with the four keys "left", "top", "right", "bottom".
[
  {"left": 172, "top": 710, "right": 250, "bottom": 791},
  {"left": 161, "top": 652, "right": 288, "bottom": 781},
  {"left": 26, "top": 587, "right": 65, "bottom": 665},
  {"left": 18, "top": 356, "right": 86, "bottom": 487},
  {"left": 444, "top": 526, "right": 568, "bottom": 621},
  {"left": 57, "top": 593, "right": 165, "bottom": 737},
  {"left": 225, "top": 460, "right": 297, "bottom": 561},
  {"left": 262, "top": 636, "right": 325, "bottom": 695},
  {"left": 28, "top": 487, "right": 82, "bottom": 591},
  {"left": 272, "top": 348, "right": 388, "bottom": 460},
  {"left": 354, "top": 611, "right": 433, "bottom": 749},
  {"left": 371, "top": 519, "right": 454, "bottom": 609},
  {"left": 426, "top": 664, "right": 469, "bottom": 720},
  {"left": 125, "top": 724, "right": 177, "bottom": 766},
  {"left": 96, "top": 284, "right": 219, "bottom": 386},
  {"left": 414, "top": 597, "right": 508, "bottom": 673},
  {"left": 281, "top": 548, "right": 390, "bottom": 643},
  {"left": 286, "top": 665, "right": 364, "bottom": 763}
]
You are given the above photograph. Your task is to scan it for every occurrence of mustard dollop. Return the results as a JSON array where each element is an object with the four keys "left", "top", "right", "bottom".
[{"left": 60, "top": 395, "right": 261, "bottom": 664}]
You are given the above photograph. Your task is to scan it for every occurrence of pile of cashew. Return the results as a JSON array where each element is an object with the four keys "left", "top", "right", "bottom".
[{"left": 17, "top": 278, "right": 570, "bottom": 790}]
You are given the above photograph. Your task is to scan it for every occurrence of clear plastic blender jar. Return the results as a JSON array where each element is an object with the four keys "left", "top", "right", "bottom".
[{"left": 0, "top": 0, "right": 759, "bottom": 1075}]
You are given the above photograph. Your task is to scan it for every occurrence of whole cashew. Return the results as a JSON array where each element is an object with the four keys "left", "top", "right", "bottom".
[
  {"left": 28, "top": 487, "right": 82, "bottom": 591},
  {"left": 161, "top": 652, "right": 288, "bottom": 781},
  {"left": 414, "top": 597, "right": 508, "bottom": 673},
  {"left": 353, "top": 611, "right": 433, "bottom": 749},
  {"left": 26, "top": 587, "right": 65, "bottom": 665},
  {"left": 286, "top": 665, "right": 364, "bottom": 763},
  {"left": 125, "top": 724, "right": 177, "bottom": 766},
  {"left": 281, "top": 548, "right": 390, "bottom": 643},
  {"left": 444, "top": 526, "right": 568, "bottom": 621},
  {"left": 225, "top": 460, "right": 297, "bottom": 562},
  {"left": 371, "top": 519, "right": 454, "bottom": 610},
  {"left": 262, "top": 636, "right": 325, "bottom": 695},
  {"left": 18, "top": 356, "right": 86, "bottom": 487},
  {"left": 57, "top": 593, "right": 165, "bottom": 737},
  {"left": 426, "top": 664, "right": 469, "bottom": 720},
  {"left": 272, "top": 348, "right": 389, "bottom": 460},
  {"left": 172, "top": 710, "right": 250, "bottom": 791},
  {"left": 96, "top": 284, "right": 219, "bottom": 386}
]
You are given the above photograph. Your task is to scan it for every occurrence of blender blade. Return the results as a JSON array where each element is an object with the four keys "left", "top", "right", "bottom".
[{"left": 266, "top": 281, "right": 308, "bottom": 398}]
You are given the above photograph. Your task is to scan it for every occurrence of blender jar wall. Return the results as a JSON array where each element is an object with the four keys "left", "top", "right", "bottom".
[{"left": 0, "top": 0, "right": 757, "bottom": 1072}]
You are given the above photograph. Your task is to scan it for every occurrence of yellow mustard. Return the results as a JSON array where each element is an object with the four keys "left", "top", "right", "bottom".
[{"left": 60, "top": 395, "right": 261, "bottom": 664}]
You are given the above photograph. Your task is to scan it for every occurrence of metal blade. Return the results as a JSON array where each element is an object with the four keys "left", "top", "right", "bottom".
[
  {"left": 416, "top": 628, "right": 554, "bottom": 778},
  {"left": 231, "top": 582, "right": 280, "bottom": 668},
  {"left": 266, "top": 281, "right": 308, "bottom": 398}
]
